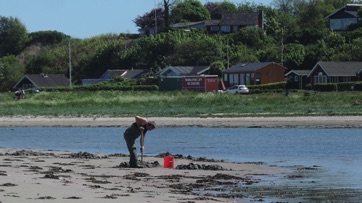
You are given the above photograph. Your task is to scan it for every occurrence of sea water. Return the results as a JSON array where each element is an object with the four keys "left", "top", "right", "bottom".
[{"left": 1, "top": 127, "right": 362, "bottom": 189}]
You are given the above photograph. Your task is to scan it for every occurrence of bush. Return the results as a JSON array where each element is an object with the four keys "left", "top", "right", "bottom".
[
  {"left": 307, "top": 82, "right": 362, "bottom": 92},
  {"left": 248, "top": 82, "right": 287, "bottom": 93}
]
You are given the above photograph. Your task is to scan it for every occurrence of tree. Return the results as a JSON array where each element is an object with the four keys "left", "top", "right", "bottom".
[
  {"left": 134, "top": 8, "right": 165, "bottom": 32},
  {"left": 210, "top": 61, "right": 225, "bottom": 77},
  {"left": 272, "top": 0, "right": 295, "bottom": 13},
  {"left": 170, "top": 0, "right": 210, "bottom": 23},
  {"left": 27, "top": 31, "right": 70, "bottom": 46},
  {"left": 204, "top": 1, "right": 237, "bottom": 19},
  {"left": 284, "top": 43, "right": 305, "bottom": 70},
  {"left": 0, "top": 55, "right": 25, "bottom": 91},
  {"left": 0, "top": 16, "right": 29, "bottom": 57}
]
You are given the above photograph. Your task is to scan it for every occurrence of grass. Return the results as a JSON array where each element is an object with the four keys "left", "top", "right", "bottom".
[{"left": 0, "top": 90, "right": 361, "bottom": 117}]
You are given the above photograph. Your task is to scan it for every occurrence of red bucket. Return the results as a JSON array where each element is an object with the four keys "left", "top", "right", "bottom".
[{"left": 164, "top": 156, "right": 174, "bottom": 168}]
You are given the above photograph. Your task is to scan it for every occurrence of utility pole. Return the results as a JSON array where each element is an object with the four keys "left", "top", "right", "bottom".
[
  {"left": 227, "top": 38, "right": 229, "bottom": 69},
  {"left": 68, "top": 40, "right": 72, "bottom": 87},
  {"left": 154, "top": 0, "right": 157, "bottom": 35}
]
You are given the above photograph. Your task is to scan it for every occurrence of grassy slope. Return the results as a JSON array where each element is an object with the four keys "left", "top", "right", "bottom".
[{"left": 0, "top": 91, "right": 361, "bottom": 117}]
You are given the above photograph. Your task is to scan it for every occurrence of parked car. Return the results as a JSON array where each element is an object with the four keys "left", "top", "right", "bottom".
[{"left": 226, "top": 85, "right": 249, "bottom": 94}]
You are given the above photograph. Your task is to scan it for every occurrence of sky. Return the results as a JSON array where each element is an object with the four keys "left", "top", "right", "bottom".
[{"left": 0, "top": 0, "right": 273, "bottom": 39}]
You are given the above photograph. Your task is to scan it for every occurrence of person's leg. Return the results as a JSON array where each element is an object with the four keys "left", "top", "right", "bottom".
[{"left": 124, "top": 136, "right": 138, "bottom": 167}]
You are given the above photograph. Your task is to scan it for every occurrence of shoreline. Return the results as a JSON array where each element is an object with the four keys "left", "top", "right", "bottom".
[
  {"left": 0, "top": 115, "right": 362, "bottom": 128},
  {"left": 1, "top": 148, "right": 361, "bottom": 202}
]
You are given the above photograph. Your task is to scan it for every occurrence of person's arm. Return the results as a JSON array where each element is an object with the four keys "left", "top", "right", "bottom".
[
  {"left": 135, "top": 116, "right": 147, "bottom": 150},
  {"left": 140, "top": 132, "right": 145, "bottom": 151},
  {"left": 135, "top": 116, "right": 148, "bottom": 130}
]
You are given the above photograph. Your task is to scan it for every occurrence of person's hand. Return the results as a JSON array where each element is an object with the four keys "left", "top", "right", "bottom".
[{"left": 141, "top": 146, "right": 144, "bottom": 151}]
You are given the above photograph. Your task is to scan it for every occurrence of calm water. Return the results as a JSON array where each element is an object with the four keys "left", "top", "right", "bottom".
[{"left": 1, "top": 127, "right": 362, "bottom": 190}]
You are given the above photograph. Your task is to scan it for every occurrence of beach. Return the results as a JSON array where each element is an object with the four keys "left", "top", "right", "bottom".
[
  {"left": 0, "top": 115, "right": 362, "bottom": 128},
  {"left": 0, "top": 148, "right": 284, "bottom": 203},
  {"left": 1, "top": 116, "right": 362, "bottom": 202}
]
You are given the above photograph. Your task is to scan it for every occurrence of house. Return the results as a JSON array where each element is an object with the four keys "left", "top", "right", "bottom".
[
  {"left": 285, "top": 70, "right": 311, "bottom": 89},
  {"left": 308, "top": 61, "right": 362, "bottom": 86},
  {"left": 81, "top": 69, "right": 149, "bottom": 85},
  {"left": 205, "top": 11, "right": 264, "bottom": 34},
  {"left": 13, "top": 74, "right": 70, "bottom": 90},
  {"left": 223, "top": 62, "right": 287, "bottom": 87},
  {"left": 325, "top": 4, "right": 362, "bottom": 31},
  {"left": 157, "top": 66, "right": 219, "bottom": 91},
  {"left": 142, "top": 11, "right": 264, "bottom": 35}
]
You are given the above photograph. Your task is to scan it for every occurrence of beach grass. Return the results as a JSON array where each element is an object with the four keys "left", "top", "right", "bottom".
[{"left": 0, "top": 90, "right": 361, "bottom": 117}]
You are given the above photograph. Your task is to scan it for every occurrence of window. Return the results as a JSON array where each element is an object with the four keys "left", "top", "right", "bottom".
[
  {"left": 245, "top": 73, "right": 251, "bottom": 85},
  {"left": 314, "top": 72, "right": 327, "bottom": 84},
  {"left": 223, "top": 73, "right": 228, "bottom": 82},
  {"left": 232, "top": 74, "right": 239, "bottom": 85},
  {"left": 240, "top": 73, "right": 245, "bottom": 85},
  {"left": 294, "top": 76, "right": 299, "bottom": 82},
  {"left": 221, "top": 25, "right": 230, "bottom": 33},
  {"left": 210, "top": 26, "right": 219, "bottom": 31},
  {"left": 232, "top": 25, "right": 239, "bottom": 32},
  {"left": 255, "top": 73, "right": 261, "bottom": 84},
  {"left": 330, "top": 18, "right": 358, "bottom": 30}
]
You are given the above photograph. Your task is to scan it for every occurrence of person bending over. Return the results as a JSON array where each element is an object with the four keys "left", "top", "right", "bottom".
[{"left": 123, "top": 116, "right": 156, "bottom": 168}]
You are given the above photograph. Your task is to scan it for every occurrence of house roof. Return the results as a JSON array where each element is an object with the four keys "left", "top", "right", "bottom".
[
  {"left": 122, "top": 69, "right": 149, "bottom": 79},
  {"left": 170, "top": 21, "right": 204, "bottom": 28},
  {"left": 101, "top": 69, "right": 149, "bottom": 79},
  {"left": 325, "top": 4, "right": 362, "bottom": 19},
  {"left": 307, "top": 61, "right": 362, "bottom": 77},
  {"left": 205, "top": 19, "right": 220, "bottom": 26},
  {"left": 158, "top": 66, "right": 210, "bottom": 76},
  {"left": 224, "top": 62, "right": 286, "bottom": 73},
  {"left": 13, "top": 74, "right": 70, "bottom": 89},
  {"left": 285, "top": 70, "right": 310, "bottom": 76},
  {"left": 100, "top": 70, "right": 127, "bottom": 79},
  {"left": 204, "top": 11, "right": 262, "bottom": 26},
  {"left": 220, "top": 12, "right": 260, "bottom": 26}
]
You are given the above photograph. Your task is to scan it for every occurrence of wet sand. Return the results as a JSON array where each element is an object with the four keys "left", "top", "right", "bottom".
[{"left": 0, "top": 116, "right": 362, "bottom": 128}]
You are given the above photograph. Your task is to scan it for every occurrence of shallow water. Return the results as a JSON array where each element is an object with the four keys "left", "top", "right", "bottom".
[{"left": 1, "top": 127, "right": 362, "bottom": 192}]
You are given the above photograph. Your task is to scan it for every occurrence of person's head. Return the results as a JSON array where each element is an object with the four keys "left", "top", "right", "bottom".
[{"left": 146, "top": 121, "right": 156, "bottom": 131}]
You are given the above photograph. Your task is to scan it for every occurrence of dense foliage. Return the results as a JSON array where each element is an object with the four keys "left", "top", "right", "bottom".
[{"left": 1, "top": 0, "right": 362, "bottom": 91}]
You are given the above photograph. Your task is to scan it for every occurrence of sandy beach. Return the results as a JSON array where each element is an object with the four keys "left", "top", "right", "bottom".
[
  {"left": 0, "top": 115, "right": 362, "bottom": 128},
  {"left": 0, "top": 148, "right": 284, "bottom": 203}
]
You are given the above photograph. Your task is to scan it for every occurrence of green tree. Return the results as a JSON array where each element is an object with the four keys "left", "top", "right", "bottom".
[
  {"left": 0, "top": 55, "right": 25, "bottom": 91},
  {"left": 0, "top": 16, "right": 29, "bottom": 57},
  {"left": 27, "top": 31, "right": 69, "bottom": 46},
  {"left": 167, "top": 31, "right": 224, "bottom": 66},
  {"left": 205, "top": 1, "right": 237, "bottom": 19},
  {"left": 349, "top": 38, "right": 362, "bottom": 61},
  {"left": 210, "top": 60, "right": 225, "bottom": 77},
  {"left": 284, "top": 43, "right": 305, "bottom": 70},
  {"left": 170, "top": 0, "right": 210, "bottom": 23}
]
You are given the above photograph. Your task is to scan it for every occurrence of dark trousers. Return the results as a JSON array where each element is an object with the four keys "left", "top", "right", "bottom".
[{"left": 124, "top": 135, "right": 138, "bottom": 167}]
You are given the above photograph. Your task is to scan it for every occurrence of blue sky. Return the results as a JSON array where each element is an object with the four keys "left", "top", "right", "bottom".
[{"left": 0, "top": 0, "right": 272, "bottom": 39}]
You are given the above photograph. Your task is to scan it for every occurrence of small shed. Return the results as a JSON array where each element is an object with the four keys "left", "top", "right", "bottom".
[
  {"left": 285, "top": 70, "right": 311, "bottom": 89},
  {"left": 159, "top": 75, "right": 218, "bottom": 92}
]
